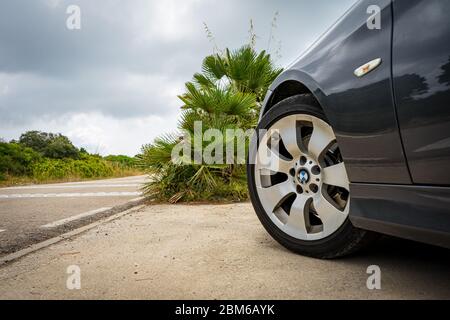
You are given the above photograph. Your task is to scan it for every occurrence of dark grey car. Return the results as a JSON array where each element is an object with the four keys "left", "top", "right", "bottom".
[{"left": 247, "top": 0, "right": 450, "bottom": 258}]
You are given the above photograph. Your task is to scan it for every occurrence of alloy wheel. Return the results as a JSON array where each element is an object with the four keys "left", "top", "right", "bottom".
[{"left": 254, "top": 114, "right": 350, "bottom": 241}]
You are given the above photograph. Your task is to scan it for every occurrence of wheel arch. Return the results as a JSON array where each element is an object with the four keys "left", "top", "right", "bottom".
[{"left": 262, "top": 70, "right": 330, "bottom": 122}]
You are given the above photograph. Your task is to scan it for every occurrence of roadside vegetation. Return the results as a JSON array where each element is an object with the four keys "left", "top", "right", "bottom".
[
  {"left": 0, "top": 131, "right": 142, "bottom": 186},
  {"left": 139, "top": 21, "right": 283, "bottom": 203}
]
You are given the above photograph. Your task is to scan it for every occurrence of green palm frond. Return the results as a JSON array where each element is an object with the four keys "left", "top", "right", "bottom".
[
  {"left": 189, "top": 165, "right": 217, "bottom": 189},
  {"left": 202, "top": 55, "right": 227, "bottom": 81},
  {"left": 139, "top": 133, "right": 180, "bottom": 171},
  {"left": 189, "top": 45, "right": 283, "bottom": 102},
  {"left": 193, "top": 73, "right": 216, "bottom": 90},
  {"left": 180, "top": 82, "right": 256, "bottom": 120}
]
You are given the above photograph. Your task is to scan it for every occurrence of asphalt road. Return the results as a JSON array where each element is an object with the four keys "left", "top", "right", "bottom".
[
  {"left": 0, "top": 175, "right": 147, "bottom": 256},
  {"left": 0, "top": 203, "right": 449, "bottom": 300}
]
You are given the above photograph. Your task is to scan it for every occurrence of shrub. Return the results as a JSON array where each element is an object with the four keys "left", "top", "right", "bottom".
[
  {"left": 0, "top": 138, "right": 143, "bottom": 185},
  {"left": 31, "top": 156, "right": 114, "bottom": 181},
  {"left": 140, "top": 45, "right": 282, "bottom": 203},
  {"left": 140, "top": 158, "right": 248, "bottom": 203},
  {"left": 104, "top": 155, "right": 137, "bottom": 168},
  {"left": 0, "top": 142, "right": 41, "bottom": 178},
  {"left": 19, "top": 131, "right": 80, "bottom": 159}
]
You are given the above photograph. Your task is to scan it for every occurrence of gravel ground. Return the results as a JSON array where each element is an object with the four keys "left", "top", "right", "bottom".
[{"left": 0, "top": 203, "right": 449, "bottom": 300}]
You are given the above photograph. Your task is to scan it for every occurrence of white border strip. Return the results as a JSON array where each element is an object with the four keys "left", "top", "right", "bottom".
[
  {"left": 2, "top": 184, "right": 141, "bottom": 191},
  {"left": 41, "top": 207, "right": 112, "bottom": 229},
  {"left": 0, "top": 230, "right": 5, "bottom": 233},
  {"left": 0, "top": 192, "right": 141, "bottom": 199},
  {"left": 0, "top": 175, "right": 148, "bottom": 190}
]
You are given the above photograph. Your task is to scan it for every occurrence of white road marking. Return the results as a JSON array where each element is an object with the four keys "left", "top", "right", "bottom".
[
  {"left": 0, "top": 205, "right": 146, "bottom": 266},
  {"left": 0, "top": 175, "right": 148, "bottom": 190},
  {"left": 1, "top": 184, "right": 141, "bottom": 191},
  {"left": 0, "top": 192, "right": 141, "bottom": 199},
  {"left": 0, "top": 229, "right": 5, "bottom": 233},
  {"left": 47, "top": 176, "right": 147, "bottom": 186},
  {"left": 41, "top": 207, "right": 112, "bottom": 229}
]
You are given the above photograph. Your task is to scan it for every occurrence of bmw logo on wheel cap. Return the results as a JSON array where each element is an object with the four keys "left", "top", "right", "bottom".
[{"left": 299, "top": 170, "right": 310, "bottom": 184}]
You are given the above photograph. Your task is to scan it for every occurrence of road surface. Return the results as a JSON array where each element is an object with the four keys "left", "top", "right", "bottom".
[
  {"left": 1, "top": 179, "right": 449, "bottom": 299},
  {"left": 0, "top": 175, "right": 147, "bottom": 256},
  {"left": 0, "top": 203, "right": 449, "bottom": 300}
]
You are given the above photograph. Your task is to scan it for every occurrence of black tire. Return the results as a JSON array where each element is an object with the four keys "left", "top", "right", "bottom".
[{"left": 247, "top": 94, "right": 378, "bottom": 259}]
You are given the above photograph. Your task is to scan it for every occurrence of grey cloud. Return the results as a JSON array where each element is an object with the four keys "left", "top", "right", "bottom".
[{"left": 0, "top": 0, "right": 356, "bottom": 154}]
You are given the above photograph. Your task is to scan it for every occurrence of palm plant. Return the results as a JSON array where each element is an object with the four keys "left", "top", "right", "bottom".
[
  {"left": 139, "top": 45, "right": 282, "bottom": 203},
  {"left": 193, "top": 46, "right": 283, "bottom": 103}
]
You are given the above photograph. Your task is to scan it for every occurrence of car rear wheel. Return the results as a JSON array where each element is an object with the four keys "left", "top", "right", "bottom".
[{"left": 247, "top": 94, "right": 378, "bottom": 259}]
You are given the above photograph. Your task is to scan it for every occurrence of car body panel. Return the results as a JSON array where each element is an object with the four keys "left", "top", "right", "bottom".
[
  {"left": 263, "top": 0, "right": 411, "bottom": 185},
  {"left": 350, "top": 183, "right": 450, "bottom": 248},
  {"left": 258, "top": 0, "right": 450, "bottom": 248},
  {"left": 392, "top": 0, "right": 450, "bottom": 186}
]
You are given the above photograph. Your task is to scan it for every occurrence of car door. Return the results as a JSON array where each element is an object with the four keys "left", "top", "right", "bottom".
[{"left": 393, "top": 0, "right": 450, "bottom": 185}]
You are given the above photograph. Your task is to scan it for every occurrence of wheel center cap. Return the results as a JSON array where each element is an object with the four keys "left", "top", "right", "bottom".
[{"left": 298, "top": 170, "right": 310, "bottom": 185}]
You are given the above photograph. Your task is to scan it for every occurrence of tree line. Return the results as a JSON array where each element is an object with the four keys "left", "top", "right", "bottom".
[{"left": 0, "top": 131, "right": 140, "bottom": 184}]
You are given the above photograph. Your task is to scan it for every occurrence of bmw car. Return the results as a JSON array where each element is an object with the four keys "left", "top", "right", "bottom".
[{"left": 247, "top": 0, "right": 450, "bottom": 258}]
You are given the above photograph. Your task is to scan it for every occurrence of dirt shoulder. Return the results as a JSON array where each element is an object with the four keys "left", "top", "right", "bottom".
[{"left": 0, "top": 203, "right": 449, "bottom": 300}]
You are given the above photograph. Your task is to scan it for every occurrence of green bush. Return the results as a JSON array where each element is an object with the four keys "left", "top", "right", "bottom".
[
  {"left": 31, "top": 156, "right": 114, "bottom": 181},
  {"left": 104, "top": 155, "right": 137, "bottom": 168},
  {"left": 19, "top": 131, "right": 80, "bottom": 159},
  {"left": 1, "top": 136, "right": 143, "bottom": 185},
  {"left": 0, "top": 142, "right": 42, "bottom": 178},
  {"left": 140, "top": 160, "right": 248, "bottom": 203}
]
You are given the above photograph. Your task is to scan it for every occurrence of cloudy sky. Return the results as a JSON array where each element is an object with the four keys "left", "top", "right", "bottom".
[{"left": 0, "top": 0, "right": 356, "bottom": 156}]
